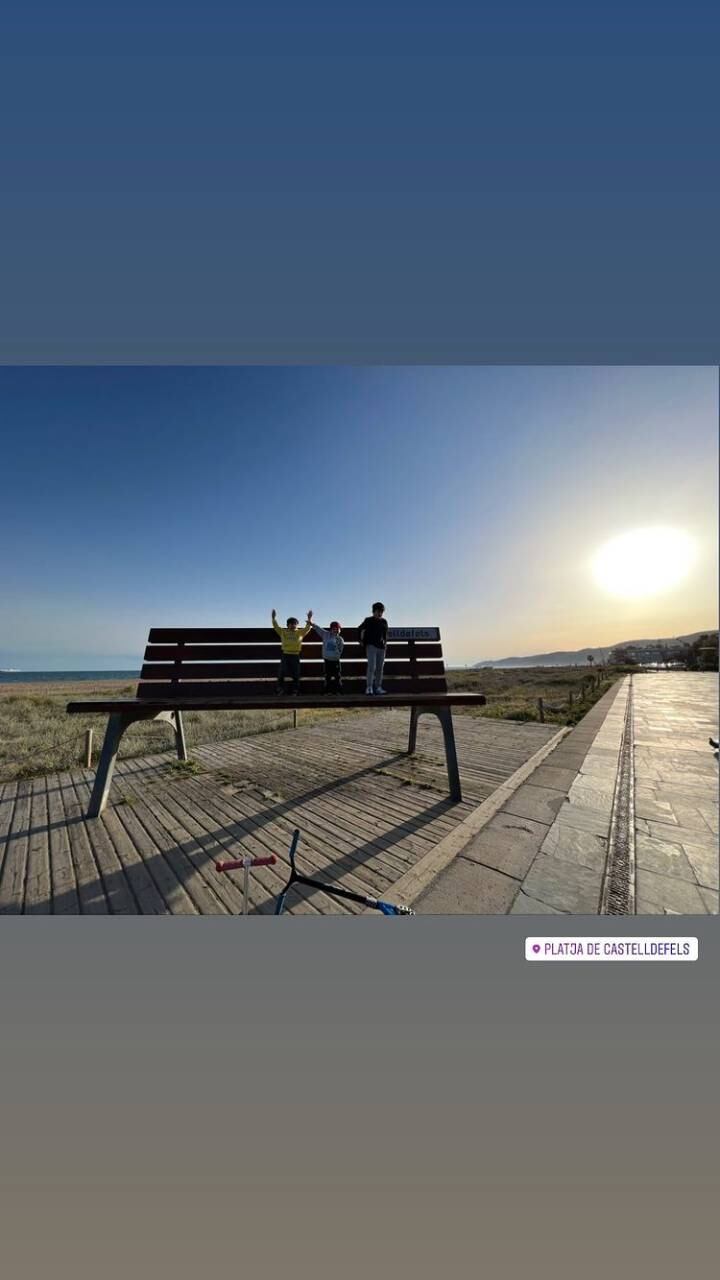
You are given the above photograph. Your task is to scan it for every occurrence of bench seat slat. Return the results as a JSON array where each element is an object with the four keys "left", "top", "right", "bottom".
[
  {"left": 68, "top": 691, "right": 484, "bottom": 714},
  {"left": 135, "top": 677, "right": 449, "bottom": 699}
]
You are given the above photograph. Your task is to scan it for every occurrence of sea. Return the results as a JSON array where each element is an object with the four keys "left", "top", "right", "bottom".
[{"left": 0, "top": 670, "right": 140, "bottom": 684}]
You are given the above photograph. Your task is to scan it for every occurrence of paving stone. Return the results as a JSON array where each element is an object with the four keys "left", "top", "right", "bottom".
[
  {"left": 576, "top": 768, "right": 616, "bottom": 790},
  {"left": 637, "top": 783, "right": 715, "bottom": 804},
  {"left": 695, "top": 806, "right": 719, "bottom": 834},
  {"left": 529, "top": 764, "right": 579, "bottom": 792},
  {"left": 669, "top": 804, "right": 714, "bottom": 833},
  {"left": 635, "top": 833, "right": 697, "bottom": 883},
  {"left": 634, "top": 797, "right": 678, "bottom": 822},
  {"left": 590, "top": 745, "right": 620, "bottom": 757},
  {"left": 681, "top": 842, "right": 719, "bottom": 891},
  {"left": 578, "top": 770, "right": 619, "bottom": 790},
  {"left": 646, "top": 821, "right": 717, "bottom": 850},
  {"left": 522, "top": 853, "right": 603, "bottom": 913},
  {"left": 501, "top": 782, "right": 567, "bottom": 826},
  {"left": 635, "top": 868, "right": 709, "bottom": 915},
  {"left": 543, "top": 750, "right": 594, "bottom": 770},
  {"left": 555, "top": 802, "right": 611, "bottom": 838},
  {"left": 698, "top": 887, "right": 718, "bottom": 914},
  {"left": 509, "top": 891, "right": 567, "bottom": 914},
  {"left": 655, "top": 766, "right": 717, "bottom": 782},
  {"left": 634, "top": 780, "right": 665, "bottom": 793},
  {"left": 461, "top": 813, "right": 548, "bottom": 879},
  {"left": 540, "top": 822, "right": 608, "bottom": 872},
  {"left": 567, "top": 781, "right": 615, "bottom": 814},
  {"left": 631, "top": 767, "right": 663, "bottom": 782},
  {"left": 415, "top": 859, "right": 519, "bottom": 915}
]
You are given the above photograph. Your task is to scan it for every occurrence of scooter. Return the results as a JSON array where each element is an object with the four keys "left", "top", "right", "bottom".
[{"left": 274, "top": 829, "right": 415, "bottom": 916}]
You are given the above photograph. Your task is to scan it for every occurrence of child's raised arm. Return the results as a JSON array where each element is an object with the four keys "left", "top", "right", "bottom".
[{"left": 271, "top": 609, "right": 282, "bottom": 637}]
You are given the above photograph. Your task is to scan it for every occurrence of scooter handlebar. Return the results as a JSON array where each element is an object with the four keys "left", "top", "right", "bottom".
[{"left": 215, "top": 855, "right": 277, "bottom": 872}]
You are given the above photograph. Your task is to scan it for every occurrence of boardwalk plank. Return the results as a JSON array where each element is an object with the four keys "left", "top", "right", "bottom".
[
  {"left": 66, "top": 769, "right": 138, "bottom": 914},
  {"left": 160, "top": 776, "right": 350, "bottom": 914},
  {"left": 0, "top": 782, "right": 17, "bottom": 898},
  {"left": 195, "top": 746, "right": 433, "bottom": 877},
  {"left": 155, "top": 776, "right": 351, "bottom": 914},
  {"left": 111, "top": 763, "right": 299, "bottom": 913},
  {"left": 198, "top": 764, "right": 454, "bottom": 909},
  {"left": 24, "top": 775, "right": 51, "bottom": 914},
  {"left": 60, "top": 768, "right": 109, "bottom": 914},
  {"left": 0, "top": 779, "right": 31, "bottom": 913},
  {"left": 115, "top": 790, "right": 222, "bottom": 916},
  {"left": 46, "top": 775, "right": 80, "bottom": 913},
  {"left": 111, "top": 800, "right": 199, "bottom": 916},
  {"left": 98, "top": 805, "right": 173, "bottom": 916},
  {"left": 200, "top": 734, "right": 467, "bottom": 838},
  {"left": 180, "top": 774, "right": 394, "bottom": 903}
]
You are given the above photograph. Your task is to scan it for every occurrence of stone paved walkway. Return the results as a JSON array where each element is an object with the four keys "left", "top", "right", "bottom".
[
  {"left": 633, "top": 673, "right": 718, "bottom": 914},
  {"left": 413, "top": 673, "right": 718, "bottom": 915}
]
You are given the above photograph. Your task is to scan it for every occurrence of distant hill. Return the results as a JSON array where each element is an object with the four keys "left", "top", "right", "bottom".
[{"left": 474, "top": 630, "right": 717, "bottom": 668}]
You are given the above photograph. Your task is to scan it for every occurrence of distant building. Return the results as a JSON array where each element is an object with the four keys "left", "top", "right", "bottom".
[{"left": 608, "top": 642, "right": 690, "bottom": 667}]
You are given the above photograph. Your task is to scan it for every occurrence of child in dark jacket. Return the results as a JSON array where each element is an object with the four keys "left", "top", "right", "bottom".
[{"left": 358, "top": 602, "right": 388, "bottom": 695}]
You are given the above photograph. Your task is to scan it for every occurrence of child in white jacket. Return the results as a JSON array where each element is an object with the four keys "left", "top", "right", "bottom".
[{"left": 312, "top": 620, "right": 345, "bottom": 694}]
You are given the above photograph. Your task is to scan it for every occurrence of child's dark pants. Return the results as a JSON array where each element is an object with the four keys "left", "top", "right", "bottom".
[
  {"left": 324, "top": 659, "right": 342, "bottom": 692},
  {"left": 278, "top": 654, "right": 301, "bottom": 692}
]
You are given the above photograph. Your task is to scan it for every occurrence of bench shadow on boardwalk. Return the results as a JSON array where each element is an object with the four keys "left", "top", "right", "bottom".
[{"left": 0, "top": 709, "right": 558, "bottom": 916}]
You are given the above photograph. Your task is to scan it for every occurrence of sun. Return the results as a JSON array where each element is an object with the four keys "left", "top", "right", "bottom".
[{"left": 591, "top": 527, "right": 697, "bottom": 599}]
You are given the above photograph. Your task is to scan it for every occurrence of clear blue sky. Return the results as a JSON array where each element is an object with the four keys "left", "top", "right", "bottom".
[{"left": 1, "top": 366, "right": 717, "bottom": 668}]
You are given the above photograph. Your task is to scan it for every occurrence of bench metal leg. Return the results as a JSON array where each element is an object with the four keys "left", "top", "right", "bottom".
[
  {"left": 88, "top": 708, "right": 189, "bottom": 818},
  {"left": 408, "top": 706, "right": 420, "bottom": 755},
  {"left": 156, "top": 709, "right": 188, "bottom": 761},
  {"left": 436, "top": 706, "right": 462, "bottom": 802},
  {"left": 406, "top": 705, "right": 462, "bottom": 802},
  {"left": 174, "top": 710, "right": 188, "bottom": 761},
  {"left": 88, "top": 713, "right": 131, "bottom": 818}
]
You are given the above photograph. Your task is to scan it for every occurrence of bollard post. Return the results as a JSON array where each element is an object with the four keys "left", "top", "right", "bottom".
[
  {"left": 537, "top": 698, "right": 545, "bottom": 723},
  {"left": 84, "top": 728, "right": 93, "bottom": 768},
  {"left": 293, "top": 709, "right": 297, "bottom": 729},
  {"left": 568, "top": 690, "right": 573, "bottom": 707}
]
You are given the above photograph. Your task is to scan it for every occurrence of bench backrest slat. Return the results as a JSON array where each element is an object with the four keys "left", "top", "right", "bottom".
[
  {"left": 143, "top": 642, "right": 443, "bottom": 662},
  {"left": 140, "top": 660, "right": 447, "bottom": 682},
  {"left": 137, "top": 626, "right": 447, "bottom": 700},
  {"left": 147, "top": 626, "right": 440, "bottom": 644}
]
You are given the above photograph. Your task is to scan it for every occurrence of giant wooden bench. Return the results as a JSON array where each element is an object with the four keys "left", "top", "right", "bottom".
[{"left": 67, "top": 626, "right": 486, "bottom": 817}]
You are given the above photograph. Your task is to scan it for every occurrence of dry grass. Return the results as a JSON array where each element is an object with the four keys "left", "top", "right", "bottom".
[
  {"left": 447, "top": 664, "right": 619, "bottom": 725},
  {"left": 0, "top": 680, "right": 366, "bottom": 782},
  {"left": 0, "top": 666, "right": 620, "bottom": 782}
]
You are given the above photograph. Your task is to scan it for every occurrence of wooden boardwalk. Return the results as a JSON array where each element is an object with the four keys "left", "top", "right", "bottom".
[{"left": 0, "top": 710, "right": 557, "bottom": 915}]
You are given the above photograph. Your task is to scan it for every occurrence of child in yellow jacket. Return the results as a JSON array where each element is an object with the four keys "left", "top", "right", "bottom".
[{"left": 272, "top": 608, "right": 313, "bottom": 695}]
